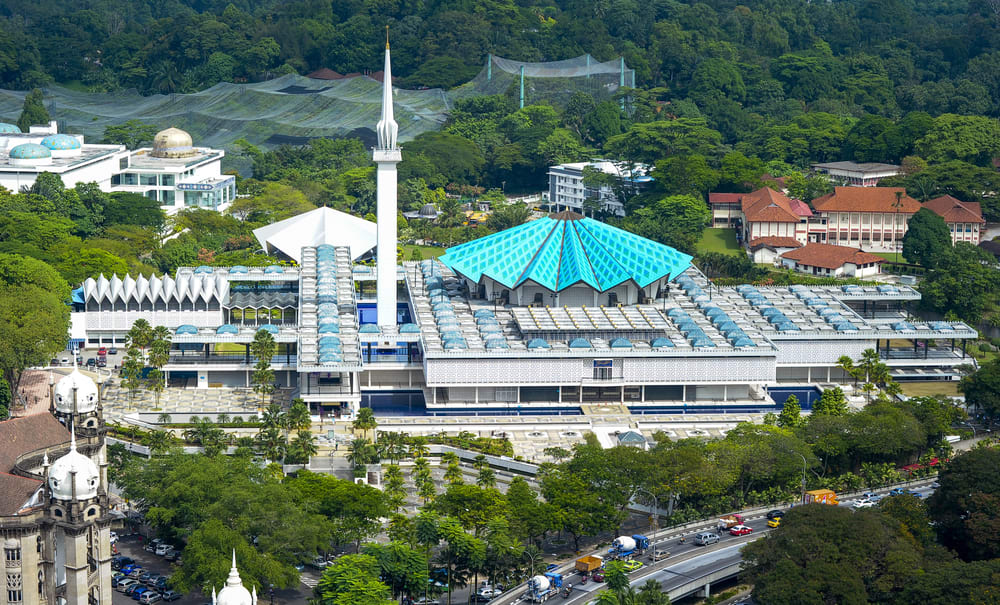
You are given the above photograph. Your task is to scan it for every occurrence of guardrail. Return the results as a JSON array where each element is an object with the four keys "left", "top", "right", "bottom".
[{"left": 491, "top": 475, "right": 939, "bottom": 604}]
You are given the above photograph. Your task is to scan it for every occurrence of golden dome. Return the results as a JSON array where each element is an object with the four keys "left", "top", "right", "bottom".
[{"left": 151, "top": 127, "right": 195, "bottom": 158}]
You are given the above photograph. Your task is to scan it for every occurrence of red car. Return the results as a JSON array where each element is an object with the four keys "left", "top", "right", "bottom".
[
  {"left": 729, "top": 525, "right": 753, "bottom": 536},
  {"left": 591, "top": 571, "right": 605, "bottom": 583},
  {"left": 97, "top": 347, "right": 108, "bottom": 356}
]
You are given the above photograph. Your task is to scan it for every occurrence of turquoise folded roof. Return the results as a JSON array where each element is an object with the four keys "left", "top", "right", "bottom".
[{"left": 439, "top": 211, "right": 692, "bottom": 293}]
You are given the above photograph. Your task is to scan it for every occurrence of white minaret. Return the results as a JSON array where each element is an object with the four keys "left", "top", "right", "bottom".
[{"left": 374, "top": 27, "right": 401, "bottom": 330}]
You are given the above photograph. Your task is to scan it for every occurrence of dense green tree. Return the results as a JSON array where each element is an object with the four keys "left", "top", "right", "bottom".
[
  {"left": 777, "top": 395, "right": 802, "bottom": 428},
  {"left": 919, "top": 243, "right": 1000, "bottom": 322},
  {"left": 927, "top": 447, "right": 1000, "bottom": 561},
  {"left": 902, "top": 208, "right": 952, "bottom": 268},
  {"left": 742, "top": 504, "right": 921, "bottom": 604},
  {"left": 314, "top": 554, "right": 393, "bottom": 605},
  {"left": 0, "top": 254, "right": 69, "bottom": 395},
  {"left": 960, "top": 359, "right": 1000, "bottom": 421},
  {"left": 651, "top": 155, "right": 719, "bottom": 198},
  {"left": 812, "top": 387, "right": 848, "bottom": 417},
  {"left": 915, "top": 114, "right": 1000, "bottom": 166},
  {"left": 361, "top": 542, "right": 428, "bottom": 600},
  {"left": 16, "top": 88, "right": 49, "bottom": 131},
  {"left": 102, "top": 120, "right": 159, "bottom": 149},
  {"left": 605, "top": 118, "right": 723, "bottom": 166},
  {"left": 624, "top": 194, "right": 711, "bottom": 253}
]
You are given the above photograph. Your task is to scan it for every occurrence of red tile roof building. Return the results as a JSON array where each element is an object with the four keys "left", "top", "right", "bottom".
[
  {"left": 809, "top": 187, "right": 921, "bottom": 252},
  {"left": 779, "top": 243, "right": 884, "bottom": 278},
  {"left": 747, "top": 236, "right": 803, "bottom": 264},
  {"left": 922, "top": 195, "right": 985, "bottom": 245},
  {"left": 708, "top": 187, "right": 812, "bottom": 245}
]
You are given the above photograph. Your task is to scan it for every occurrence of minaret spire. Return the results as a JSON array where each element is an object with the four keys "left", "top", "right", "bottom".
[
  {"left": 376, "top": 31, "right": 398, "bottom": 151},
  {"left": 373, "top": 28, "right": 402, "bottom": 332}
]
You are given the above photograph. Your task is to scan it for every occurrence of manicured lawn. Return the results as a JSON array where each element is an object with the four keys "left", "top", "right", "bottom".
[
  {"left": 900, "top": 381, "right": 960, "bottom": 398},
  {"left": 697, "top": 228, "right": 742, "bottom": 256},
  {"left": 402, "top": 244, "right": 446, "bottom": 260}
]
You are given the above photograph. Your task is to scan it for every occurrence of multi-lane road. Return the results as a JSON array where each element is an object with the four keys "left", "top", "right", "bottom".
[{"left": 493, "top": 480, "right": 937, "bottom": 605}]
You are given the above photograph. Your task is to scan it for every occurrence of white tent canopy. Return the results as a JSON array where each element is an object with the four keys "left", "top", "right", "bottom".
[{"left": 253, "top": 207, "right": 377, "bottom": 263}]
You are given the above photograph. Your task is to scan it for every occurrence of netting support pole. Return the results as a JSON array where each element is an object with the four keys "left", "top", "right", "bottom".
[
  {"left": 487, "top": 54, "right": 492, "bottom": 81},
  {"left": 586, "top": 55, "right": 591, "bottom": 79},
  {"left": 519, "top": 65, "right": 525, "bottom": 109},
  {"left": 620, "top": 57, "right": 626, "bottom": 109}
]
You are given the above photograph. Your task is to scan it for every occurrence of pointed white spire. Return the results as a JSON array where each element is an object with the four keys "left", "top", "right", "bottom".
[
  {"left": 69, "top": 419, "right": 77, "bottom": 452},
  {"left": 212, "top": 587, "right": 217, "bottom": 605},
  {"left": 226, "top": 549, "right": 242, "bottom": 586},
  {"left": 376, "top": 26, "right": 398, "bottom": 151}
]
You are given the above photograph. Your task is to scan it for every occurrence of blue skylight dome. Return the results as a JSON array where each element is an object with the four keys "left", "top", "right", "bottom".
[
  {"left": 258, "top": 324, "right": 280, "bottom": 334},
  {"left": 526, "top": 338, "right": 550, "bottom": 350},
  {"left": 216, "top": 324, "right": 239, "bottom": 335},
  {"left": 610, "top": 337, "right": 632, "bottom": 349},
  {"left": 193, "top": 265, "right": 213, "bottom": 274},
  {"left": 400, "top": 323, "right": 420, "bottom": 333},
  {"left": 359, "top": 324, "right": 380, "bottom": 334},
  {"left": 264, "top": 265, "right": 284, "bottom": 274},
  {"left": 650, "top": 337, "right": 674, "bottom": 348},
  {"left": 439, "top": 211, "right": 692, "bottom": 294},
  {"left": 9, "top": 143, "right": 51, "bottom": 159},
  {"left": 40, "top": 134, "right": 81, "bottom": 151},
  {"left": 318, "top": 323, "right": 340, "bottom": 334},
  {"left": 230, "top": 266, "right": 249, "bottom": 274},
  {"left": 568, "top": 338, "right": 591, "bottom": 349},
  {"left": 175, "top": 324, "right": 198, "bottom": 335},
  {"left": 0, "top": 123, "right": 20, "bottom": 133}
]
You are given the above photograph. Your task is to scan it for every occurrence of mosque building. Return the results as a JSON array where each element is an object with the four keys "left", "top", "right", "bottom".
[
  {"left": 0, "top": 366, "right": 113, "bottom": 605},
  {"left": 0, "top": 122, "right": 231, "bottom": 213},
  {"left": 67, "top": 41, "right": 978, "bottom": 418}
]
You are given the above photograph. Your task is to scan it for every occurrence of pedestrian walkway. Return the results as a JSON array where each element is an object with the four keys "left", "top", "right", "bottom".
[{"left": 98, "top": 380, "right": 294, "bottom": 423}]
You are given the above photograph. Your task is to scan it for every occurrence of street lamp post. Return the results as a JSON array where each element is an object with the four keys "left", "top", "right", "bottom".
[
  {"left": 795, "top": 452, "right": 807, "bottom": 505},
  {"left": 635, "top": 487, "right": 659, "bottom": 536}
]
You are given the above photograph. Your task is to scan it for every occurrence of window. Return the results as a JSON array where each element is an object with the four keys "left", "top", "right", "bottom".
[
  {"left": 119, "top": 157, "right": 129, "bottom": 170},
  {"left": 5, "top": 547, "right": 20, "bottom": 565},
  {"left": 966, "top": 224, "right": 972, "bottom": 232},
  {"left": 160, "top": 174, "right": 175, "bottom": 187},
  {"left": 495, "top": 387, "right": 516, "bottom": 402},
  {"left": 120, "top": 173, "right": 138, "bottom": 186},
  {"left": 593, "top": 359, "right": 613, "bottom": 380},
  {"left": 140, "top": 173, "right": 157, "bottom": 186}
]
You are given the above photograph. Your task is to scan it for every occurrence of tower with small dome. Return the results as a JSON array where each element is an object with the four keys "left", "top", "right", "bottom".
[{"left": 0, "top": 362, "right": 113, "bottom": 605}]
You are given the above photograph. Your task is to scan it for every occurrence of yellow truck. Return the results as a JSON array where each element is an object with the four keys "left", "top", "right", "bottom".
[
  {"left": 804, "top": 489, "right": 839, "bottom": 505},
  {"left": 575, "top": 555, "right": 603, "bottom": 574}
]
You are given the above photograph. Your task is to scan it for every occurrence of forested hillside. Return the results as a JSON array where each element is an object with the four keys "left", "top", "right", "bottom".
[{"left": 3, "top": 0, "right": 1000, "bottom": 120}]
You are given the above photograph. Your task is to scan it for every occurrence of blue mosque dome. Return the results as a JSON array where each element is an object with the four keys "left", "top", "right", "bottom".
[
  {"left": 0, "top": 123, "right": 21, "bottom": 134},
  {"left": 40, "top": 134, "right": 81, "bottom": 150},
  {"left": 9, "top": 143, "right": 51, "bottom": 159}
]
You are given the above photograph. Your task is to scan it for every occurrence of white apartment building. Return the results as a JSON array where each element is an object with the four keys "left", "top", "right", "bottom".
[{"left": 547, "top": 160, "right": 651, "bottom": 217}]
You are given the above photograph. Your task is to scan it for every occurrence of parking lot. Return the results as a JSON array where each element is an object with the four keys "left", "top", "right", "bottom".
[{"left": 113, "top": 535, "right": 313, "bottom": 605}]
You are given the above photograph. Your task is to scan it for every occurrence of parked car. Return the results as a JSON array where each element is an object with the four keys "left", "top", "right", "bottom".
[
  {"left": 144, "top": 575, "right": 162, "bottom": 587},
  {"left": 155, "top": 544, "right": 174, "bottom": 556},
  {"left": 477, "top": 587, "right": 502, "bottom": 598},
  {"left": 97, "top": 347, "right": 107, "bottom": 356},
  {"left": 729, "top": 525, "right": 753, "bottom": 536},
  {"left": 60, "top": 357, "right": 70, "bottom": 366},
  {"left": 112, "top": 574, "right": 127, "bottom": 588},
  {"left": 766, "top": 510, "right": 784, "bottom": 520},
  {"left": 97, "top": 358, "right": 107, "bottom": 368},
  {"left": 131, "top": 586, "right": 151, "bottom": 600},
  {"left": 139, "top": 572, "right": 155, "bottom": 584},
  {"left": 309, "top": 556, "right": 331, "bottom": 569},
  {"left": 109, "top": 347, "right": 119, "bottom": 355},
  {"left": 128, "top": 568, "right": 145, "bottom": 579},
  {"left": 139, "top": 592, "right": 163, "bottom": 604},
  {"left": 127, "top": 584, "right": 147, "bottom": 598},
  {"left": 86, "top": 358, "right": 97, "bottom": 368},
  {"left": 159, "top": 591, "right": 182, "bottom": 602},
  {"left": 120, "top": 564, "right": 139, "bottom": 575},
  {"left": 622, "top": 560, "right": 644, "bottom": 572},
  {"left": 411, "top": 598, "right": 440, "bottom": 605},
  {"left": 165, "top": 551, "right": 181, "bottom": 562},
  {"left": 109, "top": 531, "right": 118, "bottom": 545},
  {"left": 117, "top": 579, "right": 139, "bottom": 593},
  {"left": 154, "top": 577, "right": 169, "bottom": 590}
]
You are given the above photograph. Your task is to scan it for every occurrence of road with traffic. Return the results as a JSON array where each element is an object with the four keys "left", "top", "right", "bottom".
[{"left": 490, "top": 479, "right": 937, "bottom": 605}]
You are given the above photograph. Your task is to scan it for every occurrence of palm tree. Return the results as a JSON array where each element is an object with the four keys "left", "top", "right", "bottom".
[
  {"left": 143, "top": 430, "right": 175, "bottom": 455},
  {"left": 347, "top": 437, "right": 376, "bottom": 468},
  {"left": 216, "top": 413, "right": 230, "bottom": 425},
  {"left": 444, "top": 460, "right": 464, "bottom": 485},
  {"left": 476, "top": 467, "right": 497, "bottom": 489},
  {"left": 352, "top": 407, "right": 378, "bottom": 439},
  {"left": 255, "top": 426, "right": 286, "bottom": 462},
  {"left": 288, "top": 430, "right": 318, "bottom": 464},
  {"left": 157, "top": 412, "right": 172, "bottom": 425},
  {"left": 261, "top": 402, "right": 285, "bottom": 431},
  {"left": 286, "top": 399, "right": 312, "bottom": 432},
  {"left": 836, "top": 355, "right": 858, "bottom": 387},
  {"left": 409, "top": 437, "right": 430, "bottom": 459}
]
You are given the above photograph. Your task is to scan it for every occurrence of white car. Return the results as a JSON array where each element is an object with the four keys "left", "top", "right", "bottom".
[
  {"left": 109, "top": 532, "right": 118, "bottom": 545},
  {"left": 155, "top": 544, "right": 174, "bottom": 556},
  {"left": 477, "top": 588, "right": 502, "bottom": 598},
  {"left": 852, "top": 499, "right": 876, "bottom": 509}
]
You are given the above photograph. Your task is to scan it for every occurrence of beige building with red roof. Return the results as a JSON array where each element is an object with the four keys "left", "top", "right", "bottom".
[
  {"left": 780, "top": 243, "right": 884, "bottom": 278},
  {"left": 747, "top": 236, "right": 803, "bottom": 264},
  {"left": 810, "top": 187, "right": 921, "bottom": 253},
  {"left": 922, "top": 195, "right": 985, "bottom": 245},
  {"left": 708, "top": 187, "right": 812, "bottom": 245}
]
